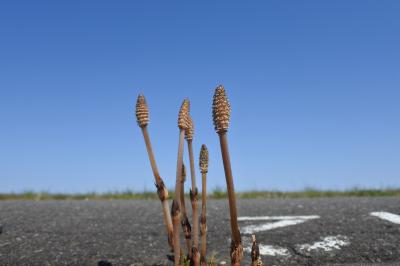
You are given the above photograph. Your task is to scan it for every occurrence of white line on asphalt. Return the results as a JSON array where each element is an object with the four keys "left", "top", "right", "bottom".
[
  {"left": 244, "top": 244, "right": 290, "bottom": 256},
  {"left": 241, "top": 219, "right": 307, "bottom": 234},
  {"left": 239, "top": 215, "right": 320, "bottom": 234},
  {"left": 238, "top": 215, "right": 320, "bottom": 221},
  {"left": 370, "top": 211, "right": 400, "bottom": 224},
  {"left": 297, "top": 235, "right": 350, "bottom": 252}
]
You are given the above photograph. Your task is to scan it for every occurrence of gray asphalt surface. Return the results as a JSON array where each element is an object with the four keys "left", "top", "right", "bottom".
[{"left": 0, "top": 197, "right": 400, "bottom": 266}]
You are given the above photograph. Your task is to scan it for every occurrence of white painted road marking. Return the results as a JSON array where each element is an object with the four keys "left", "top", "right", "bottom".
[
  {"left": 239, "top": 216, "right": 351, "bottom": 257},
  {"left": 239, "top": 215, "right": 320, "bottom": 256},
  {"left": 242, "top": 235, "right": 291, "bottom": 257},
  {"left": 239, "top": 215, "right": 320, "bottom": 234},
  {"left": 238, "top": 215, "right": 320, "bottom": 221},
  {"left": 370, "top": 211, "right": 400, "bottom": 224},
  {"left": 244, "top": 244, "right": 290, "bottom": 256},
  {"left": 242, "top": 234, "right": 351, "bottom": 257},
  {"left": 297, "top": 235, "right": 350, "bottom": 252}
]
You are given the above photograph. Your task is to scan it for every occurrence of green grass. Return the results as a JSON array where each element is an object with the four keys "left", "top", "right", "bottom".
[
  {"left": 1, "top": 188, "right": 399, "bottom": 200},
  {"left": 235, "top": 188, "right": 400, "bottom": 199}
]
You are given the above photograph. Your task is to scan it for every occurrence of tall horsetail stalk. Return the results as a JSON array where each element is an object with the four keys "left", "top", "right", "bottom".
[
  {"left": 185, "top": 115, "right": 200, "bottom": 261},
  {"left": 212, "top": 86, "right": 243, "bottom": 265},
  {"left": 199, "top": 144, "right": 209, "bottom": 265},
  {"left": 251, "top": 235, "right": 263, "bottom": 266},
  {"left": 173, "top": 99, "right": 190, "bottom": 265},
  {"left": 135, "top": 95, "right": 174, "bottom": 251},
  {"left": 180, "top": 164, "right": 192, "bottom": 259}
]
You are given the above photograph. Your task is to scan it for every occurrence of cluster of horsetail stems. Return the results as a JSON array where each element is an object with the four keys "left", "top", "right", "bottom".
[
  {"left": 199, "top": 144, "right": 209, "bottom": 266},
  {"left": 136, "top": 85, "right": 260, "bottom": 265},
  {"left": 212, "top": 85, "right": 243, "bottom": 265},
  {"left": 135, "top": 95, "right": 174, "bottom": 251}
]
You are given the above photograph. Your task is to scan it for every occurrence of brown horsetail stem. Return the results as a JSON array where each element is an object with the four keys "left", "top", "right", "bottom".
[
  {"left": 180, "top": 164, "right": 192, "bottom": 259},
  {"left": 185, "top": 114, "right": 200, "bottom": 252},
  {"left": 135, "top": 94, "right": 174, "bottom": 251},
  {"left": 251, "top": 235, "right": 263, "bottom": 266},
  {"left": 173, "top": 99, "right": 190, "bottom": 264},
  {"left": 199, "top": 144, "right": 209, "bottom": 265},
  {"left": 212, "top": 85, "right": 243, "bottom": 265},
  {"left": 171, "top": 199, "right": 181, "bottom": 266},
  {"left": 192, "top": 246, "right": 200, "bottom": 266}
]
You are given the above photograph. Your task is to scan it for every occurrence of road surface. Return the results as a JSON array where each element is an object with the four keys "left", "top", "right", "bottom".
[{"left": 1, "top": 197, "right": 400, "bottom": 265}]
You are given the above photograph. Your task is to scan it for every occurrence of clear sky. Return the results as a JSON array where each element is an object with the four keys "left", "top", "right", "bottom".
[{"left": 1, "top": 1, "right": 399, "bottom": 193}]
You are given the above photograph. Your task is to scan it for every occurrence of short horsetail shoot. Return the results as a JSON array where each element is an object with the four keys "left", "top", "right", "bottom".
[
  {"left": 251, "top": 235, "right": 262, "bottom": 266},
  {"left": 199, "top": 144, "right": 209, "bottom": 265}
]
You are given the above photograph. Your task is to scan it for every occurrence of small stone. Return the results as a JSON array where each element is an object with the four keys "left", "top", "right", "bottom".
[{"left": 98, "top": 260, "right": 112, "bottom": 266}]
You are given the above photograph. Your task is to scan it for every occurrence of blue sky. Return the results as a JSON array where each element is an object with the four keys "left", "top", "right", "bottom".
[{"left": 1, "top": 1, "right": 399, "bottom": 193}]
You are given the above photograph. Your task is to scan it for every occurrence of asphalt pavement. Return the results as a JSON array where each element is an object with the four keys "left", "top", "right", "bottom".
[{"left": 1, "top": 197, "right": 399, "bottom": 265}]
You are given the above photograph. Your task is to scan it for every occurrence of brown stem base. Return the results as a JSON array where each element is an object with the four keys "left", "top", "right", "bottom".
[
  {"left": 192, "top": 246, "right": 200, "bottom": 266},
  {"left": 230, "top": 241, "right": 244, "bottom": 266},
  {"left": 251, "top": 235, "right": 263, "bottom": 266},
  {"left": 172, "top": 200, "right": 181, "bottom": 266},
  {"left": 219, "top": 132, "right": 242, "bottom": 264},
  {"left": 156, "top": 180, "right": 174, "bottom": 251},
  {"left": 200, "top": 210, "right": 207, "bottom": 263},
  {"left": 181, "top": 214, "right": 192, "bottom": 258},
  {"left": 190, "top": 188, "right": 199, "bottom": 249},
  {"left": 200, "top": 172, "right": 207, "bottom": 263}
]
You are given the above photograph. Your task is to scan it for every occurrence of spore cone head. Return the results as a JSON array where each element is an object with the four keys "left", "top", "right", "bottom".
[
  {"left": 185, "top": 115, "right": 194, "bottom": 140},
  {"left": 199, "top": 144, "right": 209, "bottom": 173},
  {"left": 212, "top": 85, "right": 231, "bottom": 133},
  {"left": 135, "top": 94, "right": 149, "bottom": 127},
  {"left": 178, "top": 99, "right": 190, "bottom": 130}
]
